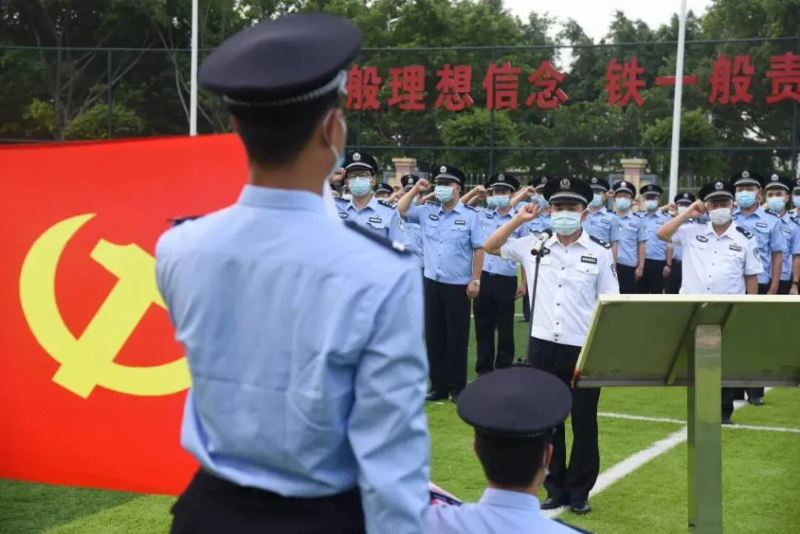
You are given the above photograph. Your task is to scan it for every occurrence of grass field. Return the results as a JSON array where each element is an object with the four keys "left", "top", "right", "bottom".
[{"left": 2, "top": 304, "right": 799, "bottom": 534}]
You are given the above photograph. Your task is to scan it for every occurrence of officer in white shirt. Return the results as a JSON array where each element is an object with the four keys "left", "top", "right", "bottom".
[
  {"left": 656, "top": 179, "right": 762, "bottom": 424},
  {"left": 482, "top": 177, "right": 619, "bottom": 515},
  {"left": 425, "top": 367, "right": 592, "bottom": 534}
]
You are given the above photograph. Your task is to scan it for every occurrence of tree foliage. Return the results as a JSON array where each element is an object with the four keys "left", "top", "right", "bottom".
[{"left": 0, "top": 0, "right": 797, "bottom": 185}]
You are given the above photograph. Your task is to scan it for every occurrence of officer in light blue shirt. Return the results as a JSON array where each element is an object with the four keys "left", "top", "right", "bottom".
[
  {"left": 398, "top": 173, "right": 425, "bottom": 268},
  {"left": 664, "top": 192, "right": 698, "bottom": 294},
  {"left": 397, "top": 165, "right": 485, "bottom": 403},
  {"left": 610, "top": 180, "right": 646, "bottom": 294},
  {"left": 425, "top": 367, "right": 591, "bottom": 534},
  {"left": 731, "top": 170, "right": 785, "bottom": 295},
  {"left": 638, "top": 183, "right": 670, "bottom": 294},
  {"left": 474, "top": 173, "right": 525, "bottom": 377},
  {"left": 763, "top": 173, "right": 800, "bottom": 295},
  {"left": 335, "top": 151, "right": 403, "bottom": 241},
  {"left": 156, "top": 14, "right": 429, "bottom": 534},
  {"left": 582, "top": 177, "right": 619, "bottom": 261}
]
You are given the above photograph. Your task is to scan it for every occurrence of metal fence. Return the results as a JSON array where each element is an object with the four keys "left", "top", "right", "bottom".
[{"left": 1, "top": 37, "right": 798, "bottom": 183}]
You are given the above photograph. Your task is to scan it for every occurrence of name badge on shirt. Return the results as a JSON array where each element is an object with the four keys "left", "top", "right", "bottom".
[
  {"left": 696, "top": 235, "right": 709, "bottom": 243},
  {"left": 485, "top": 213, "right": 494, "bottom": 219},
  {"left": 628, "top": 222, "right": 638, "bottom": 228},
  {"left": 338, "top": 212, "right": 348, "bottom": 219},
  {"left": 756, "top": 222, "right": 768, "bottom": 228},
  {"left": 368, "top": 216, "right": 383, "bottom": 224},
  {"left": 581, "top": 256, "right": 598, "bottom": 264},
  {"left": 729, "top": 244, "right": 742, "bottom": 252},
  {"left": 600, "top": 218, "right": 610, "bottom": 224},
  {"left": 454, "top": 219, "right": 466, "bottom": 225},
  {"left": 429, "top": 214, "right": 440, "bottom": 221}
]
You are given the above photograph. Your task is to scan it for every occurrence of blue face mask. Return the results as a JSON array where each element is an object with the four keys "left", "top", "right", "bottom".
[
  {"left": 616, "top": 197, "right": 631, "bottom": 211},
  {"left": 551, "top": 210, "right": 582, "bottom": 236},
  {"left": 645, "top": 200, "right": 659, "bottom": 211},
  {"left": 535, "top": 194, "right": 549, "bottom": 209},
  {"left": 486, "top": 196, "right": 498, "bottom": 207},
  {"left": 735, "top": 190, "right": 757, "bottom": 208},
  {"left": 493, "top": 195, "right": 510, "bottom": 208},
  {"left": 767, "top": 196, "right": 786, "bottom": 212},
  {"left": 435, "top": 185, "right": 454, "bottom": 203},
  {"left": 590, "top": 194, "right": 604, "bottom": 208},
  {"left": 793, "top": 195, "right": 800, "bottom": 207},
  {"left": 348, "top": 177, "right": 371, "bottom": 197}
]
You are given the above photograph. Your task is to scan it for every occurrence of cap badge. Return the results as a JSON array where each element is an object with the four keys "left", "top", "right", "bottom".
[
  {"left": 620, "top": 181, "right": 626, "bottom": 187},
  {"left": 353, "top": 152, "right": 361, "bottom": 161},
  {"left": 772, "top": 174, "right": 779, "bottom": 181},
  {"left": 742, "top": 170, "right": 749, "bottom": 178},
  {"left": 591, "top": 177, "right": 597, "bottom": 183},
  {"left": 440, "top": 165, "right": 447, "bottom": 173},
  {"left": 560, "top": 178, "right": 571, "bottom": 188},
  {"left": 498, "top": 174, "right": 505, "bottom": 181},
  {"left": 715, "top": 182, "right": 723, "bottom": 190},
  {"left": 683, "top": 193, "right": 688, "bottom": 198}
]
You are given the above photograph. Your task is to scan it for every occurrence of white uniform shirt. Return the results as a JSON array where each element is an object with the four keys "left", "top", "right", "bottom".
[
  {"left": 672, "top": 222, "right": 763, "bottom": 294},
  {"left": 501, "top": 230, "right": 619, "bottom": 347}
]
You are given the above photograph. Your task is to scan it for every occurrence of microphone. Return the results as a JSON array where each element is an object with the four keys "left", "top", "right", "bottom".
[{"left": 530, "top": 228, "right": 553, "bottom": 256}]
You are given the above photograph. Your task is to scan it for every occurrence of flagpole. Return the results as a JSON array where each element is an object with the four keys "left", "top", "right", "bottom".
[
  {"left": 189, "top": 0, "right": 199, "bottom": 136},
  {"left": 668, "top": 0, "right": 687, "bottom": 200}
]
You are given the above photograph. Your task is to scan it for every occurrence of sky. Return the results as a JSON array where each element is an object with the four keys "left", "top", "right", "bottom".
[{"left": 505, "top": 0, "right": 714, "bottom": 41}]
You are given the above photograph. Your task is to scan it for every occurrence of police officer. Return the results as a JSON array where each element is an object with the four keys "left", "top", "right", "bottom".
[
  {"left": 515, "top": 176, "right": 552, "bottom": 322},
  {"left": 611, "top": 181, "right": 646, "bottom": 294},
  {"left": 762, "top": 173, "right": 800, "bottom": 295},
  {"left": 583, "top": 177, "right": 619, "bottom": 262},
  {"left": 483, "top": 177, "right": 619, "bottom": 515},
  {"left": 374, "top": 181, "right": 393, "bottom": 200},
  {"left": 656, "top": 180, "right": 762, "bottom": 424},
  {"left": 663, "top": 192, "right": 697, "bottom": 294},
  {"left": 397, "top": 166, "right": 485, "bottom": 403},
  {"left": 156, "top": 14, "right": 430, "bottom": 534},
  {"left": 335, "top": 151, "right": 403, "bottom": 241},
  {"left": 425, "top": 367, "right": 591, "bottom": 534},
  {"left": 474, "top": 173, "right": 525, "bottom": 376},
  {"left": 399, "top": 174, "right": 425, "bottom": 268},
  {"left": 638, "top": 183, "right": 670, "bottom": 294}
]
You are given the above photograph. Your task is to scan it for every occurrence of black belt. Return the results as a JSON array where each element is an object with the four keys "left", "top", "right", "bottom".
[{"left": 483, "top": 271, "right": 516, "bottom": 279}]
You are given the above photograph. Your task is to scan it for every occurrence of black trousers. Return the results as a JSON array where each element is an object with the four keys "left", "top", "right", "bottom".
[
  {"left": 637, "top": 259, "right": 666, "bottom": 294},
  {"left": 756, "top": 280, "right": 792, "bottom": 294},
  {"left": 664, "top": 260, "right": 682, "bottom": 294},
  {"left": 473, "top": 272, "right": 517, "bottom": 375},
  {"left": 617, "top": 264, "right": 638, "bottom": 294},
  {"left": 522, "top": 288, "right": 531, "bottom": 320},
  {"left": 424, "top": 278, "right": 470, "bottom": 395},
  {"left": 528, "top": 337, "right": 600, "bottom": 503},
  {"left": 170, "top": 469, "right": 365, "bottom": 534},
  {"left": 722, "top": 387, "right": 736, "bottom": 420}
]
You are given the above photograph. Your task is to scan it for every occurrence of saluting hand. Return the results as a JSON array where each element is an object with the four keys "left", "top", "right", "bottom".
[
  {"left": 331, "top": 167, "right": 346, "bottom": 184},
  {"left": 514, "top": 202, "right": 540, "bottom": 222},
  {"left": 416, "top": 178, "right": 431, "bottom": 191},
  {"left": 685, "top": 199, "right": 707, "bottom": 219}
]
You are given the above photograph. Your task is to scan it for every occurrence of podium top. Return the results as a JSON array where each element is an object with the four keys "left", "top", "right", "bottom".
[{"left": 576, "top": 294, "right": 800, "bottom": 388}]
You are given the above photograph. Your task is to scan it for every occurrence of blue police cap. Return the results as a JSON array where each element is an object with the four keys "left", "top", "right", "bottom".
[
  {"left": 764, "top": 173, "right": 792, "bottom": 192},
  {"left": 639, "top": 183, "right": 663, "bottom": 196},
  {"left": 433, "top": 164, "right": 466, "bottom": 188},
  {"left": 345, "top": 151, "right": 378, "bottom": 174},
  {"left": 674, "top": 191, "right": 697, "bottom": 204},
  {"left": 587, "top": 177, "right": 610, "bottom": 192},
  {"left": 699, "top": 180, "right": 735, "bottom": 202},
  {"left": 529, "top": 176, "right": 550, "bottom": 189},
  {"left": 401, "top": 174, "right": 420, "bottom": 190},
  {"left": 729, "top": 170, "right": 764, "bottom": 189},
  {"left": 489, "top": 173, "right": 520, "bottom": 191},
  {"left": 374, "top": 182, "right": 393, "bottom": 195},
  {"left": 458, "top": 368, "right": 572, "bottom": 438},
  {"left": 543, "top": 177, "right": 593, "bottom": 205},
  {"left": 199, "top": 13, "right": 361, "bottom": 109},
  {"left": 611, "top": 180, "right": 635, "bottom": 196}
]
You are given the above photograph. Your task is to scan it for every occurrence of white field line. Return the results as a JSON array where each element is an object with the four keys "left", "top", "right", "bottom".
[
  {"left": 598, "top": 411, "right": 800, "bottom": 434},
  {"left": 544, "top": 388, "right": 776, "bottom": 518}
]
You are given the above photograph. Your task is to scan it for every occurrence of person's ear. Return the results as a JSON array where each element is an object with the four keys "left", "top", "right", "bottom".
[
  {"left": 543, "top": 443, "right": 553, "bottom": 471},
  {"left": 580, "top": 206, "right": 589, "bottom": 223}
]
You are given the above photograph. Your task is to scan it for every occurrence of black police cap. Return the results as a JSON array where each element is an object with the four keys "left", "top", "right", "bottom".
[
  {"left": 764, "top": 173, "right": 792, "bottom": 192},
  {"left": 458, "top": 368, "right": 572, "bottom": 438},
  {"left": 199, "top": 13, "right": 361, "bottom": 108},
  {"left": 587, "top": 177, "right": 610, "bottom": 192},
  {"left": 730, "top": 170, "right": 764, "bottom": 189},
  {"left": 433, "top": 164, "right": 466, "bottom": 187},
  {"left": 529, "top": 176, "right": 550, "bottom": 189},
  {"left": 699, "top": 180, "right": 735, "bottom": 202},
  {"left": 374, "top": 183, "right": 393, "bottom": 195},
  {"left": 639, "top": 183, "right": 663, "bottom": 196},
  {"left": 611, "top": 181, "right": 636, "bottom": 196},
  {"left": 489, "top": 173, "right": 520, "bottom": 191},
  {"left": 401, "top": 174, "right": 420, "bottom": 190},
  {"left": 344, "top": 151, "right": 378, "bottom": 174},
  {"left": 674, "top": 192, "right": 696, "bottom": 204},
  {"left": 543, "top": 177, "right": 593, "bottom": 205}
]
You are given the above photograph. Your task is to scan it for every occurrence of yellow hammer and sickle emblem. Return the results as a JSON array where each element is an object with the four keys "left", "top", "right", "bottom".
[{"left": 19, "top": 214, "right": 190, "bottom": 399}]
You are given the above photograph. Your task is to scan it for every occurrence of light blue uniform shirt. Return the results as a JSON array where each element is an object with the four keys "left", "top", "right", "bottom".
[
  {"left": 401, "top": 220, "right": 424, "bottom": 267},
  {"left": 519, "top": 213, "right": 552, "bottom": 236},
  {"left": 336, "top": 195, "right": 404, "bottom": 242},
  {"left": 406, "top": 202, "right": 485, "bottom": 284},
  {"left": 480, "top": 207, "right": 523, "bottom": 277},
  {"left": 156, "top": 186, "right": 430, "bottom": 534},
  {"left": 733, "top": 207, "right": 786, "bottom": 284},
  {"left": 615, "top": 211, "right": 647, "bottom": 267},
  {"left": 583, "top": 207, "right": 619, "bottom": 243},
  {"left": 779, "top": 212, "right": 800, "bottom": 281},
  {"left": 641, "top": 211, "right": 670, "bottom": 260},
  {"left": 425, "top": 488, "right": 577, "bottom": 534}
]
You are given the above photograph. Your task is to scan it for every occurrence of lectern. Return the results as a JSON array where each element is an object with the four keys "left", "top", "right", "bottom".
[{"left": 577, "top": 294, "right": 800, "bottom": 534}]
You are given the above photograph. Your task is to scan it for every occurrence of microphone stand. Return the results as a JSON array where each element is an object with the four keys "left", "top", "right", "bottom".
[{"left": 524, "top": 247, "right": 544, "bottom": 365}]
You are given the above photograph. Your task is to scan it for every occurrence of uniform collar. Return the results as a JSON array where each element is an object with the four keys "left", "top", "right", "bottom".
[
  {"left": 703, "top": 221, "right": 737, "bottom": 239},
  {"left": 734, "top": 205, "right": 763, "bottom": 218},
  {"left": 238, "top": 185, "right": 324, "bottom": 212},
  {"left": 618, "top": 210, "right": 635, "bottom": 219},
  {"left": 546, "top": 229, "right": 590, "bottom": 249},
  {"left": 437, "top": 201, "right": 466, "bottom": 215},
  {"left": 479, "top": 488, "right": 541, "bottom": 511},
  {"left": 344, "top": 194, "right": 378, "bottom": 212},
  {"left": 589, "top": 206, "right": 607, "bottom": 216},
  {"left": 492, "top": 207, "right": 515, "bottom": 218}
]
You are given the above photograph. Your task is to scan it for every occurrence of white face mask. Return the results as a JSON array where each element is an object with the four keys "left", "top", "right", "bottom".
[{"left": 708, "top": 207, "right": 732, "bottom": 225}]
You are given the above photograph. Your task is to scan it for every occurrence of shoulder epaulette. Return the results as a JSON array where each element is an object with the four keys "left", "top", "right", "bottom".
[
  {"left": 735, "top": 225, "right": 754, "bottom": 239},
  {"left": 791, "top": 215, "right": 800, "bottom": 226},
  {"left": 464, "top": 204, "right": 479, "bottom": 212},
  {"left": 589, "top": 235, "right": 611, "bottom": 249},
  {"left": 634, "top": 212, "right": 644, "bottom": 218},
  {"left": 553, "top": 519, "right": 594, "bottom": 533},
  {"left": 169, "top": 215, "right": 204, "bottom": 227},
  {"left": 765, "top": 209, "right": 780, "bottom": 217},
  {"left": 344, "top": 221, "right": 410, "bottom": 255},
  {"left": 377, "top": 199, "right": 397, "bottom": 209}
]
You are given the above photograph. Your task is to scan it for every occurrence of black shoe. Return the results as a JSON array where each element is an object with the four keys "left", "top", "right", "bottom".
[
  {"left": 541, "top": 494, "right": 569, "bottom": 510},
  {"left": 425, "top": 391, "right": 448, "bottom": 402},
  {"left": 721, "top": 417, "right": 734, "bottom": 425},
  {"left": 748, "top": 397, "right": 765, "bottom": 406},
  {"left": 570, "top": 500, "right": 592, "bottom": 515}
]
